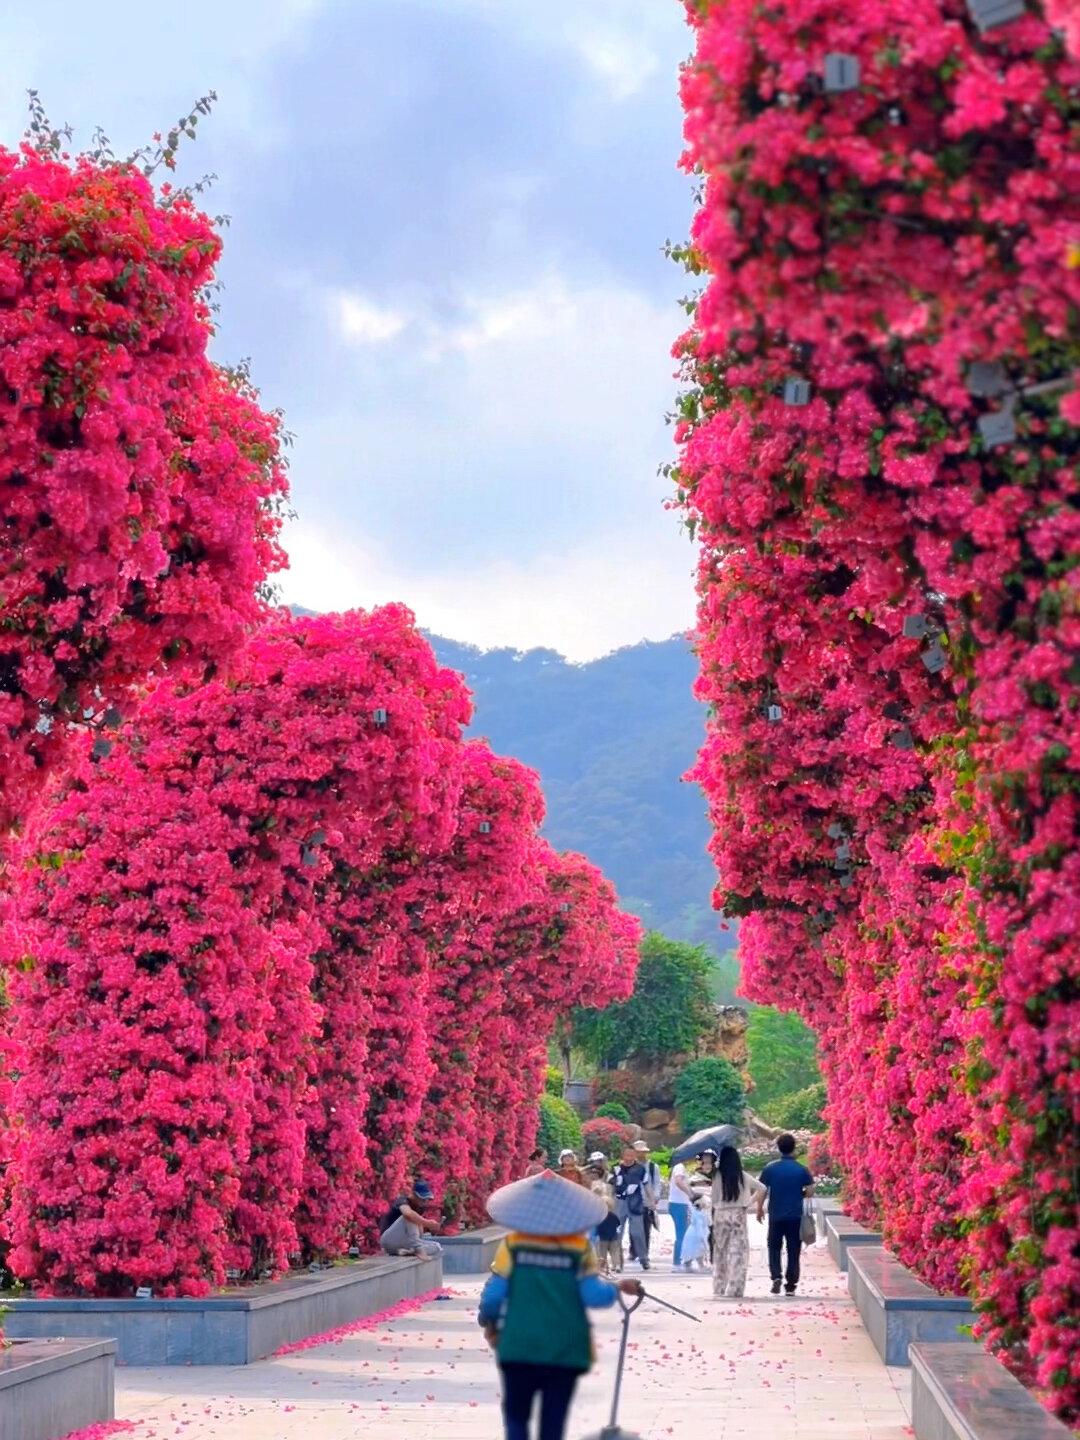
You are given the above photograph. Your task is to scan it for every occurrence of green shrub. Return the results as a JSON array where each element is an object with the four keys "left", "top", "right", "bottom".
[
  {"left": 674, "top": 1056, "right": 746, "bottom": 1134},
  {"left": 766, "top": 1081, "right": 827, "bottom": 1133},
  {"left": 545, "top": 1066, "right": 565, "bottom": 1098},
  {"left": 535, "top": 1093, "right": 583, "bottom": 1162},
  {"left": 594, "top": 1101, "right": 632, "bottom": 1123}
]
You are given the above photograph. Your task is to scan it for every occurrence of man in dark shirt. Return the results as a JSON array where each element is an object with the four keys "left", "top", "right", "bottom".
[
  {"left": 612, "top": 1145, "right": 650, "bottom": 1270},
  {"left": 756, "top": 1134, "right": 814, "bottom": 1294}
]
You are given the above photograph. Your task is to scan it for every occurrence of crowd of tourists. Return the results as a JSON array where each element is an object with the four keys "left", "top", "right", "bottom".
[
  {"left": 509, "top": 1132, "right": 813, "bottom": 1296},
  {"left": 374, "top": 1133, "right": 814, "bottom": 1440},
  {"left": 464, "top": 1133, "right": 815, "bottom": 1440}
]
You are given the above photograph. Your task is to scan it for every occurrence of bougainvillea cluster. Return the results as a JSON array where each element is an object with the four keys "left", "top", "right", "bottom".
[
  {"left": 676, "top": 0, "right": 1080, "bottom": 1415},
  {"left": 4, "top": 608, "right": 639, "bottom": 1296},
  {"left": 0, "top": 138, "right": 287, "bottom": 843}
]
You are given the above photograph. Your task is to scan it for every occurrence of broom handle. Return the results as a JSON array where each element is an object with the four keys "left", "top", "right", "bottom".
[
  {"left": 609, "top": 1292, "right": 643, "bottom": 1428},
  {"left": 640, "top": 1290, "right": 702, "bottom": 1323}
]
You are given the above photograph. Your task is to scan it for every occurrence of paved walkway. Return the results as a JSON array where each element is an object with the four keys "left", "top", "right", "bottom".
[{"left": 113, "top": 1227, "right": 912, "bottom": 1440}]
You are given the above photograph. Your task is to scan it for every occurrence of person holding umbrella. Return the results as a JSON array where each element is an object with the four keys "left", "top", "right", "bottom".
[
  {"left": 478, "top": 1170, "right": 643, "bottom": 1440},
  {"left": 670, "top": 1124, "right": 741, "bottom": 1271}
]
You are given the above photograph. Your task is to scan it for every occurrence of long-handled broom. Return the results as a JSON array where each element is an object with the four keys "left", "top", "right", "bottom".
[{"left": 580, "top": 1289, "right": 701, "bottom": 1440}]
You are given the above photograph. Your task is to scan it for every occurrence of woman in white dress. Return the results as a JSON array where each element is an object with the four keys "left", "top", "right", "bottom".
[{"left": 711, "top": 1146, "right": 764, "bottom": 1298}]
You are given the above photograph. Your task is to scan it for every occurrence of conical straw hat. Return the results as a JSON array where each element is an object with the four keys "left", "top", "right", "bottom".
[{"left": 487, "top": 1170, "right": 607, "bottom": 1236}]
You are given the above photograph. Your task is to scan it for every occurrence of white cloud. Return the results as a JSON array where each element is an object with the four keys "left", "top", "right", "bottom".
[
  {"left": 0, "top": 0, "right": 328, "bottom": 155},
  {"left": 335, "top": 292, "right": 408, "bottom": 345},
  {"left": 413, "top": 0, "right": 686, "bottom": 100},
  {"left": 565, "top": 24, "right": 661, "bottom": 101},
  {"left": 277, "top": 266, "right": 693, "bottom": 658},
  {"left": 278, "top": 517, "right": 695, "bottom": 663},
  {"left": 331, "top": 276, "right": 589, "bottom": 356}
]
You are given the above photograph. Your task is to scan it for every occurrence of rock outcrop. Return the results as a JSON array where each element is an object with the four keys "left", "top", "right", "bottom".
[{"left": 605, "top": 1004, "right": 752, "bottom": 1134}]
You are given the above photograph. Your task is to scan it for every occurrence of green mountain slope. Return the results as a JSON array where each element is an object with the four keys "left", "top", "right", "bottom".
[{"left": 426, "top": 634, "right": 732, "bottom": 956}]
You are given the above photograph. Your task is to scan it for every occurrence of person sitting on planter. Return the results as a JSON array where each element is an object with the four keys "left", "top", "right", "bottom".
[
  {"left": 479, "top": 1170, "right": 642, "bottom": 1440},
  {"left": 378, "top": 1179, "right": 442, "bottom": 1257}
]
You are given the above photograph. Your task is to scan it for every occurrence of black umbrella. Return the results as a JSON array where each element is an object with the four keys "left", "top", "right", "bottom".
[{"left": 670, "top": 1123, "right": 741, "bottom": 1164}]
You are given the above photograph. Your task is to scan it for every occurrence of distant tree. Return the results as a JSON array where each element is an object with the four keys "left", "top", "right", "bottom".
[
  {"left": 746, "top": 1008, "right": 821, "bottom": 1109},
  {"left": 535, "top": 1094, "right": 583, "bottom": 1163},
  {"left": 765, "top": 1082, "right": 827, "bottom": 1134},
  {"left": 572, "top": 932, "right": 715, "bottom": 1066},
  {"left": 706, "top": 950, "right": 742, "bottom": 1007},
  {"left": 675, "top": 1057, "right": 746, "bottom": 1133}
]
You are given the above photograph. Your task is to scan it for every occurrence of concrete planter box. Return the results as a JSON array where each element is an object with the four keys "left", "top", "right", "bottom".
[
  {"left": 813, "top": 1197, "right": 845, "bottom": 1233},
  {"left": 563, "top": 1080, "right": 592, "bottom": 1115},
  {"left": 910, "top": 1342, "right": 1074, "bottom": 1440},
  {"left": 441, "top": 1226, "right": 507, "bottom": 1274},
  {"left": 849, "top": 1248, "right": 972, "bottom": 1366},
  {"left": 0, "top": 1338, "right": 115, "bottom": 1440},
  {"left": 826, "top": 1213, "right": 882, "bottom": 1272},
  {"left": 3, "top": 1253, "right": 440, "bottom": 1367}
]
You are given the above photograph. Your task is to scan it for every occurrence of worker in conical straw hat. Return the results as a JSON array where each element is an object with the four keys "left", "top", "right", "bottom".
[{"left": 479, "top": 1169, "right": 643, "bottom": 1440}]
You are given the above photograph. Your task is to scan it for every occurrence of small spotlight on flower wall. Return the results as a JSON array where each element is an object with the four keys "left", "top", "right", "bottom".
[
  {"left": 823, "top": 54, "right": 860, "bottom": 93},
  {"left": 977, "top": 400, "right": 1017, "bottom": 448},
  {"left": 966, "top": 0, "right": 1025, "bottom": 33}
]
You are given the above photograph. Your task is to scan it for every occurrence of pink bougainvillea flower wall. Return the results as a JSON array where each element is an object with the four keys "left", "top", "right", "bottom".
[
  {"left": 0, "top": 140, "right": 287, "bottom": 844},
  {"left": 676, "top": 0, "right": 1080, "bottom": 1417},
  {"left": 5, "top": 609, "right": 639, "bottom": 1296}
]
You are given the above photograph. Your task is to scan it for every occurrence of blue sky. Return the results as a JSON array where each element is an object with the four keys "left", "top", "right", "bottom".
[{"left": 3, "top": 0, "right": 697, "bottom": 659}]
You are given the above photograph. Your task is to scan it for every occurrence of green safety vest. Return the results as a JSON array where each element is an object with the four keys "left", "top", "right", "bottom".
[{"left": 496, "top": 1235, "right": 593, "bottom": 1372}]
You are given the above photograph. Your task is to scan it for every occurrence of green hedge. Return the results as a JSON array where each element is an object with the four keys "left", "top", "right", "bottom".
[{"left": 535, "top": 1093, "right": 583, "bottom": 1161}]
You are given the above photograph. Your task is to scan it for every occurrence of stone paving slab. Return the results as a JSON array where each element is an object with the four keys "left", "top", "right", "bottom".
[{"left": 113, "top": 1224, "right": 913, "bottom": 1440}]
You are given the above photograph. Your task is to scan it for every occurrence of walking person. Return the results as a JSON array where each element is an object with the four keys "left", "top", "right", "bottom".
[
  {"left": 583, "top": 1152, "right": 609, "bottom": 1185},
  {"left": 378, "top": 1180, "right": 442, "bottom": 1257},
  {"left": 478, "top": 1170, "right": 643, "bottom": 1440},
  {"left": 711, "top": 1146, "right": 765, "bottom": 1298},
  {"left": 668, "top": 1156, "right": 693, "bottom": 1269},
  {"left": 525, "top": 1148, "right": 547, "bottom": 1177},
  {"left": 756, "top": 1134, "right": 814, "bottom": 1295},
  {"left": 612, "top": 1144, "right": 650, "bottom": 1270},
  {"left": 591, "top": 1178, "right": 622, "bottom": 1275},
  {"left": 557, "top": 1150, "right": 587, "bottom": 1186},
  {"left": 633, "top": 1140, "right": 662, "bottom": 1261}
]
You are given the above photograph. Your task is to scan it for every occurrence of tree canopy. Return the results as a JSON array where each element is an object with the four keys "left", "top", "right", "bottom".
[
  {"left": 746, "top": 1008, "right": 821, "bottom": 1109},
  {"left": 572, "top": 932, "right": 716, "bottom": 1066}
]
